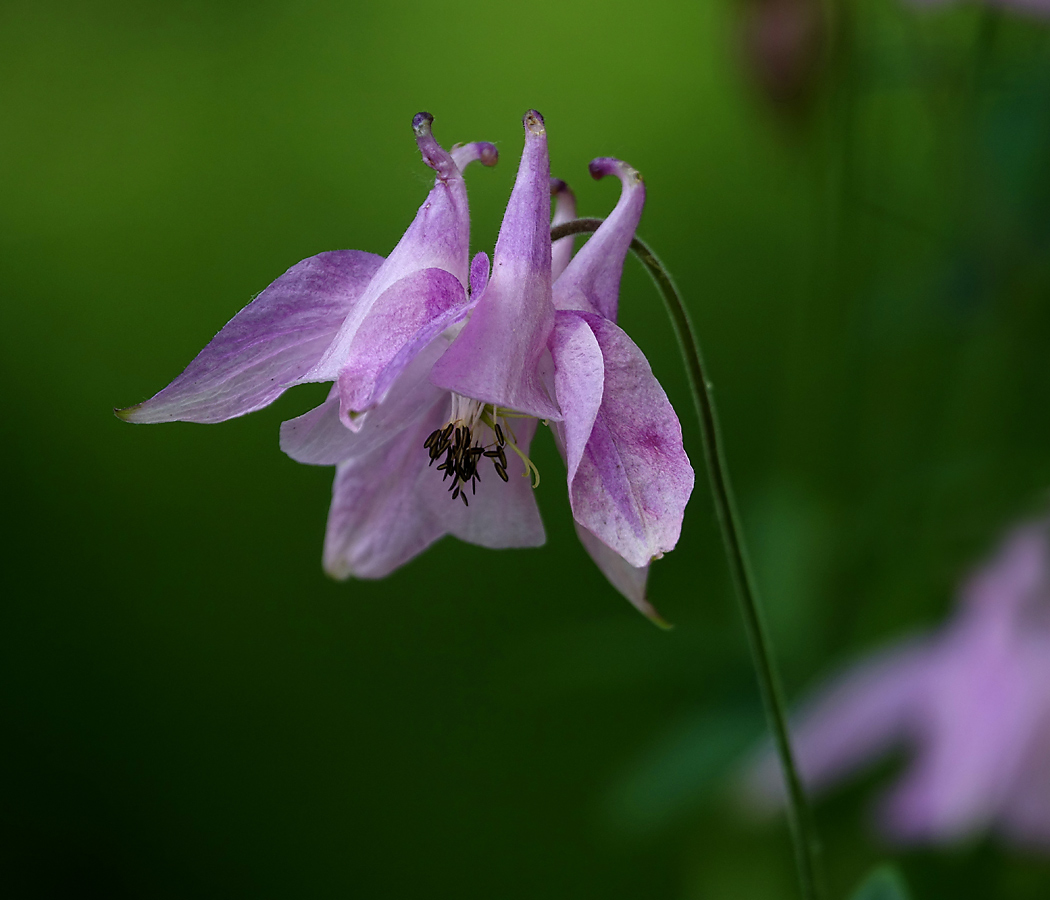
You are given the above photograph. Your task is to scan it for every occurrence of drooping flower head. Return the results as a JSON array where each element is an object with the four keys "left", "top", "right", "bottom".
[
  {"left": 745, "top": 521, "right": 1050, "bottom": 851},
  {"left": 118, "top": 111, "right": 694, "bottom": 619}
]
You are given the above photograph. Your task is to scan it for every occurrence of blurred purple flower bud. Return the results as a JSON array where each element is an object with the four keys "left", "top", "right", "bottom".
[
  {"left": 738, "top": 0, "right": 826, "bottom": 114},
  {"left": 745, "top": 522, "right": 1050, "bottom": 851}
]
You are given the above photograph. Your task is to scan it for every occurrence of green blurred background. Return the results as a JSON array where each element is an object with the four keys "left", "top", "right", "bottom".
[{"left": 3, "top": 0, "right": 1050, "bottom": 896}]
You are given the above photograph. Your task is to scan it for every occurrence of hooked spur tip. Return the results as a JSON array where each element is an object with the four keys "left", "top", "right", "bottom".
[
  {"left": 523, "top": 109, "right": 546, "bottom": 137},
  {"left": 476, "top": 142, "right": 498, "bottom": 167},
  {"left": 412, "top": 111, "right": 434, "bottom": 136},
  {"left": 550, "top": 177, "right": 571, "bottom": 196},
  {"left": 589, "top": 157, "right": 643, "bottom": 184}
]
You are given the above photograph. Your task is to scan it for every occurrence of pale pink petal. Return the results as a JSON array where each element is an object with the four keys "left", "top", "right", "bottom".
[
  {"left": 336, "top": 267, "right": 471, "bottom": 419},
  {"left": 323, "top": 398, "right": 451, "bottom": 579},
  {"left": 117, "top": 250, "right": 383, "bottom": 424},
  {"left": 280, "top": 336, "right": 448, "bottom": 465},
  {"left": 553, "top": 312, "right": 692, "bottom": 569}
]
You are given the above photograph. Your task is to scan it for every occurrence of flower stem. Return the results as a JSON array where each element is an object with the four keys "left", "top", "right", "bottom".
[{"left": 552, "top": 219, "right": 825, "bottom": 900}]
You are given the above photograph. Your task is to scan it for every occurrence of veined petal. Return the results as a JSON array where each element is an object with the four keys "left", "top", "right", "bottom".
[
  {"left": 430, "top": 111, "right": 560, "bottom": 421},
  {"left": 336, "top": 267, "right": 471, "bottom": 418},
  {"left": 549, "top": 312, "right": 604, "bottom": 486},
  {"left": 116, "top": 250, "right": 383, "bottom": 424},
  {"left": 323, "top": 397, "right": 451, "bottom": 579},
  {"left": 550, "top": 178, "right": 577, "bottom": 282},
  {"left": 553, "top": 311, "right": 693, "bottom": 569},
  {"left": 553, "top": 158, "right": 645, "bottom": 321},
  {"left": 280, "top": 335, "right": 449, "bottom": 465},
  {"left": 574, "top": 522, "right": 658, "bottom": 622},
  {"left": 307, "top": 113, "right": 494, "bottom": 384}
]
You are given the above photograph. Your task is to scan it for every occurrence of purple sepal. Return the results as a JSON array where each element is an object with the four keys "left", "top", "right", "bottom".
[
  {"left": 116, "top": 250, "right": 383, "bottom": 424},
  {"left": 430, "top": 111, "right": 560, "bottom": 421}
]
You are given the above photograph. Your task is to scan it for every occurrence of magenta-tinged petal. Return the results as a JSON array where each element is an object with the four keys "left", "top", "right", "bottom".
[
  {"left": 469, "top": 251, "right": 490, "bottom": 302},
  {"left": 553, "top": 312, "right": 692, "bottom": 569},
  {"left": 336, "top": 267, "right": 471, "bottom": 418},
  {"left": 308, "top": 113, "right": 487, "bottom": 383},
  {"left": 116, "top": 250, "right": 384, "bottom": 424},
  {"left": 430, "top": 111, "right": 560, "bottom": 420},
  {"left": 323, "top": 398, "right": 451, "bottom": 579},
  {"left": 553, "top": 158, "right": 645, "bottom": 321},
  {"left": 574, "top": 521, "right": 661, "bottom": 622},
  {"left": 746, "top": 640, "right": 932, "bottom": 810},
  {"left": 550, "top": 177, "right": 577, "bottom": 282},
  {"left": 280, "top": 336, "right": 449, "bottom": 465}
]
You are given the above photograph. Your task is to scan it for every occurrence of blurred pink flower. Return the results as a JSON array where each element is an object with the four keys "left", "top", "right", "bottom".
[{"left": 747, "top": 522, "right": 1050, "bottom": 850}]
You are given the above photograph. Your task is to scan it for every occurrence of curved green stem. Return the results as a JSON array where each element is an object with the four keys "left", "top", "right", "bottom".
[{"left": 552, "top": 218, "right": 824, "bottom": 900}]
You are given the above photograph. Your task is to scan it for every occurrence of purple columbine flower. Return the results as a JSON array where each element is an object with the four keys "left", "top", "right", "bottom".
[
  {"left": 745, "top": 522, "right": 1050, "bottom": 851},
  {"left": 117, "top": 111, "right": 694, "bottom": 617}
]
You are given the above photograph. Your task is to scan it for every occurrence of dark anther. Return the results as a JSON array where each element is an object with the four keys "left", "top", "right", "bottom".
[
  {"left": 495, "top": 447, "right": 507, "bottom": 469},
  {"left": 424, "top": 429, "right": 439, "bottom": 450},
  {"left": 459, "top": 491, "right": 469, "bottom": 507},
  {"left": 495, "top": 463, "right": 508, "bottom": 482},
  {"left": 495, "top": 423, "right": 505, "bottom": 446}
]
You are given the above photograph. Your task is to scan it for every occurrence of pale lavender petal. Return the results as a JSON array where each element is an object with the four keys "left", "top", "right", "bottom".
[
  {"left": 280, "top": 336, "right": 449, "bottom": 465},
  {"left": 549, "top": 312, "right": 604, "bottom": 485},
  {"left": 574, "top": 521, "right": 659, "bottom": 622},
  {"left": 554, "top": 312, "right": 692, "bottom": 569},
  {"left": 116, "top": 250, "right": 383, "bottom": 424},
  {"left": 308, "top": 113, "right": 490, "bottom": 383},
  {"left": 430, "top": 111, "right": 560, "bottom": 420},
  {"left": 746, "top": 639, "right": 932, "bottom": 810},
  {"left": 336, "top": 267, "right": 470, "bottom": 418},
  {"left": 421, "top": 416, "right": 545, "bottom": 550},
  {"left": 550, "top": 177, "right": 577, "bottom": 282},
  {"left": 552, "top": 158, "right": 645, "bottom": 321},
  {"left": 323, "top": 397, "right": 451, "bottom": 579},
  {"left": 469, "top": 251, "right": 490, "bottom": 303}
]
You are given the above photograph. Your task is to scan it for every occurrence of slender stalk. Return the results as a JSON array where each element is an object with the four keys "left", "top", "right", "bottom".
[{"left": 552, "top": 218, "right": 824, "bottom": 900}]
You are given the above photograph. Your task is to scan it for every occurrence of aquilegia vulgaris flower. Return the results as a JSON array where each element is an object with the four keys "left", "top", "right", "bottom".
[
  {"left": 746, "top": 521, "right": 1050, "bottom": 850},
  {"left": 117, "top": 111, "right": 694, "bottom": 620}
]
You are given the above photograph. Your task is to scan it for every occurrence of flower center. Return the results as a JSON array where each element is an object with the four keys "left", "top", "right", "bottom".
[{"left": 423, "top": 396, "right": 540, "bottom": 506}]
